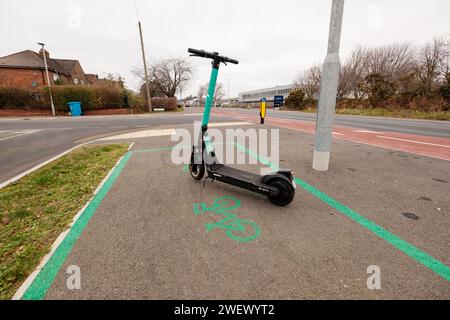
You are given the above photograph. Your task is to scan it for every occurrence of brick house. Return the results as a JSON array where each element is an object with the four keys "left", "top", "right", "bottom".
[
  {"left": 0, "top": 49, "right": 88, "bottom": 89},
  {"left": 86, "top": 73, "right": 125, "bottom": 88}
]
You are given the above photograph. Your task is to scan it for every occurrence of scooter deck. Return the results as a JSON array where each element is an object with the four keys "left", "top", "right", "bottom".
[{"left": 209, "top": 164, "right": 262, "bottom": 184}]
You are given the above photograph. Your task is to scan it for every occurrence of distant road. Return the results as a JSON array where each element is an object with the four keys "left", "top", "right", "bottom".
[
  {"left": 1, "top": 108, "right": 449, "bottom": 185},
  {"left": 0, "top": 112, "right": 224, "bottom": 185},
  {"left": 215, "top": 107, "right": 450, "bottom": 139}
]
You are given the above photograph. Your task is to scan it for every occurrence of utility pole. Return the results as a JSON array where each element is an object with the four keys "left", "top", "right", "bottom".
[
  {"left": 138, "top": 21, "right": 152, "bottom": 113},
  {"left": 312, "top": 0, "right": 345, "bottom": 171},
  {"left": 134, "top": 1, "right": 152, "bottom": 112},
  {"left": 38, "top": 42, "right": 56, "bottom": 117}
]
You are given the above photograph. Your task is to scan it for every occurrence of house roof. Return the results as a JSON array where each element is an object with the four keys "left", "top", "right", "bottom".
[
  {"left": 85, "top": 74, "right": 99, "bottom": 82},
  {"left": 0, "top": 50, "right": 80, "bottom": 76},
  {"left": 52, "top": 59, "right": 79, "bottom": 74}
]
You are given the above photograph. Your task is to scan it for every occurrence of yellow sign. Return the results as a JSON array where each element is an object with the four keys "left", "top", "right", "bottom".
[{"left": 260, "top": 99, "right": 266, "bottom": 119}]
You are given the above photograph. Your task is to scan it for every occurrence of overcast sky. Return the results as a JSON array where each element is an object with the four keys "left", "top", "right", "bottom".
[{"left": 1, "top": 0, "right": 449, "bottom": 97}]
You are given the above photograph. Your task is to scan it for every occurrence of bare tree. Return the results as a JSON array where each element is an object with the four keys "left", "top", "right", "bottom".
[
  {"left": 364, "top": 43, "right": 415, "bottom": 78},
  {"left": 338, "top": 46, "right": 370, "bottom": 99},
  {"left": 133, "top": 57, "right": 193, "bottom": 97},
  {"left": 197, "top": 84, "right": 208, "bottom": 106},
  {"left": 294, "top": 64, "right": 322, "bottom": 99},
  {"left": 197, "top": 82, "right": 225, "bottom": 107},
  {"left": 294, "top": 36, "right": 450, "bottom": 110},
  {"left": 214, "top": 83, "right": 225, "bottom": 106},
  {"left": 336, "top": 44, "right": 415, "bottom": 99},
  {"left": 416, "top": 36, "right": 450, "bottom": 97}
]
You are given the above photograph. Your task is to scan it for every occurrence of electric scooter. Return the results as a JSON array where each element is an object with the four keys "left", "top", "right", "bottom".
[{"left": 188, "top": 48, "right": 296, "bottom": 206}]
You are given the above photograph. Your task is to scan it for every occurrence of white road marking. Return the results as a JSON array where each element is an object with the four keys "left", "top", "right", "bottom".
[
  {"left": 271, "top": 119, "right": 293, "bottom": 124},
  {"left": 377, "top": 135, "right": 450, "bottom": 149},
  {"left": 355, "top": 130, "right": 379, "bottom": 134},
  {"left": 97, "top": 128, "right": 176, "bottom": 141},
  {"left": 333, "top": 132, "right": 344, "bottom": 136},
  {"left": 94, "top": 122, "right": 251, "bottom": 141},
  {"left": 0, "top": 129, "right": 42, "bottom": 142},
  {"left": 208, "top": 122, "right": 252, "bottom": 127},
  {"left": 184, "top": 113, "right": 203, "bottom": 116}
]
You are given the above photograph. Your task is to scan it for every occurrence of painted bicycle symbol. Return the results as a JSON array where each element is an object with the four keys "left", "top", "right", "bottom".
[{"left": 193, "top": 196, "right": 261, "bottom": 243}]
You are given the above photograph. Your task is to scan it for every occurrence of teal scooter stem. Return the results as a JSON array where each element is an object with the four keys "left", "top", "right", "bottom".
[
  {"left": 188, "top": 48, "right": 296, "bottom": 207},
  {"left": 201, "top": 67, "right": 219, "bottom": 128}
]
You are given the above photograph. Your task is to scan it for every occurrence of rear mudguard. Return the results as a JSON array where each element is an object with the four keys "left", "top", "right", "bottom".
[{"left": 261, "top": 170, "right": 295, "bottom": 190}]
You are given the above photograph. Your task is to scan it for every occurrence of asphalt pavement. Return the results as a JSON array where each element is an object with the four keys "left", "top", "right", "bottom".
[{"left": 38, "top": 123, "right": 449, "bottom": 299}]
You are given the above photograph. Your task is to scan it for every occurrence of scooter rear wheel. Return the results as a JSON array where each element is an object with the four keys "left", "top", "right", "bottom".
[
  {"left": 267, "top": 178, "right": 295, "bottom": 206},
  {"left": 190, "top": 163, "right": 205, "bottom": 180}
]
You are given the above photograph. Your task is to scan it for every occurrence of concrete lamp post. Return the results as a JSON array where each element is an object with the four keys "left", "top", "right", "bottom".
[
  {"left": 38, "top": 42, "right": 56, "bottom": 117},
  {"left": 312, "top": 0, "right": 345, "bottom": 171}
]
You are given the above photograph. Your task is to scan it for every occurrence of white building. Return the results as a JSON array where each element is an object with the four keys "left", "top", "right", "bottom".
[{"left": 238, "top": 84, "right": 299, "bottom": 103}]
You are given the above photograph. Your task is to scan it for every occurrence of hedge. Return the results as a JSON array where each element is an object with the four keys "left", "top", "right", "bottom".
[
  {"left": 41, "top": 85, "right": 126, "bottom": 111},
  {"left": 0, "top": 86, "right": 179, "bottom": 113},
  {"left": 151, "top": 97, "right": 177, "bottom": 111},
  {"left": 137, "top": 96, "right": 178, "bottom": 112},
  {"left": 0, "top": 87, "right": 44, "bottom": 109},
  {"left": 0, "top": 85, "right": 128, "bottom": 111}
]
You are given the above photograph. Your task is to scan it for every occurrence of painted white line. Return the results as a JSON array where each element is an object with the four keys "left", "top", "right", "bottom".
[
  {"left": 332, "top": 132, "right": 344, "bottom": 136},
  {"left": 12, "top": 143, "right": 135, "bottom": 300},
  {"left": 377, "top": 135, "right": 450, "bottom": 149},
  {"left": 0, "top": 142, "right": 87, "bottom": 189},
  {"left": 209, "top": 122, "right": 252, "bottom": 128},
  {"left": 271, "top": 119, "right": 293, "bottom": 124},
  {"left": 0, "top": 130, "right": 42, "bottom": 142},
  {"left": 334, "top": 137, "right": 450, "bottom": 161},
  {"left": 355, "top": 130, "right": 379, "bottom": 134},
  {"left": 184, "top": 113, "right": 203, "bottom": 116},
  {"left": 97, "top": 128, "right": 176, "bottom": 141}
]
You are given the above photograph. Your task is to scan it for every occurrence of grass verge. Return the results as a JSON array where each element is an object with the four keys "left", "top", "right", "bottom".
[
  {"left": 335, "top": 108, "right": 450, "bottom": 121},
  {"left": 282, "top": 107, "right": 450, "bottom": 121},
  {"left": 0, "top": 144, "right": 129, "bottom": 300}
]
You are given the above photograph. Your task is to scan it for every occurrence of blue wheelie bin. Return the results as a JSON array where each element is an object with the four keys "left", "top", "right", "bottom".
[{"left": 67, "top": 102, "right": 82, "bottom": 116}]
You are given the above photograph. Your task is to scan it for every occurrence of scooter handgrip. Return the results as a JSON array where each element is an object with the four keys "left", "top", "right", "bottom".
[
  {"left": 188, "top": 48, "right": 206, "bottom": 56},
  {"left": 226, "top": 58, "right": 239, "bottom": 65}
]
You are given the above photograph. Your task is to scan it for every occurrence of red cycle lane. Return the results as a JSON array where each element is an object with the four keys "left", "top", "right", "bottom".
[{"left": 214, "top": 109, "right": 450, "bottom": 161}]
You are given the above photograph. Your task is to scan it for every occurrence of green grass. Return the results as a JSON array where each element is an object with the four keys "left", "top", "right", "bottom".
[
  {"left": 282, "top": 107, "right": 450, "bottom": 121},
  {"left": 335, "top": 108, "right": 450, "bottom": 121},
  {"left": 0, "top": 144, "right": 129, "bottom": 300}
]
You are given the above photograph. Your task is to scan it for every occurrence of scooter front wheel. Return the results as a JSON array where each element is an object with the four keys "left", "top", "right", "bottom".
[
  {"left": 190, "top": 163, "right": 205, "bottom": 180},
  {"left": 267, "top": 178, "right": 295, "bottom": 206}
]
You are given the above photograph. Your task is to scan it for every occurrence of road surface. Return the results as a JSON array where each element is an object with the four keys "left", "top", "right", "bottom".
[
  {"left": 0, "top": 112, "right": 222, "bottom": 184},
  {"left": 1, "top": 108, "right": 449, "bottom": 185},
  {"left": 214, "top": 108, "right": 450, "bottom": 138}
]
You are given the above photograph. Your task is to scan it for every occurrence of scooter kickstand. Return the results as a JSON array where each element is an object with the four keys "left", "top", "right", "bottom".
[{"left": 203, "top": 176, "right": 215, "bottom": 188}]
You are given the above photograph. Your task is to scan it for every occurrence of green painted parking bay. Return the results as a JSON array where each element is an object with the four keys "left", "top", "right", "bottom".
[{"left": 25, "top": 127, "right": 450, "bottom": 299}]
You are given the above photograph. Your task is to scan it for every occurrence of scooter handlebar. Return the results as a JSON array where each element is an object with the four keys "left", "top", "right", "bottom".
[
  {"left": 226, "top": 57, "right": 239, "bottom": 65},
  {"left": 188, "top": 48, "right": 208, "bottom": 57},
  {"left": 188, "top": 48, "right": 239, "bottom": 65}
]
